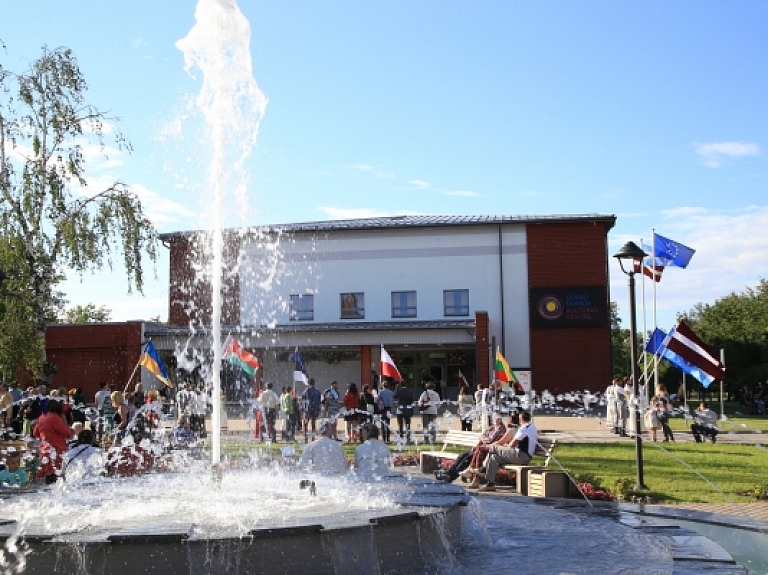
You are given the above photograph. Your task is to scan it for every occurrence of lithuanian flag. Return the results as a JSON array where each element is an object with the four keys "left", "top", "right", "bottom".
[{"left": 494, "top": 348, "right": 514, "bottom": 383}]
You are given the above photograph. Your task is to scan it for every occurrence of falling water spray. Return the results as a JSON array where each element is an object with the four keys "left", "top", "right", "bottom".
[{"left": 176, "top": 0, "right": 267, "bottom": 467}]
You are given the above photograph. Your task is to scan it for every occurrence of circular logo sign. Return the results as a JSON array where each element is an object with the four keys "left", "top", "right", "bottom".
[{"left": 537, "top": 295, "right": 563, "bottom": 321}]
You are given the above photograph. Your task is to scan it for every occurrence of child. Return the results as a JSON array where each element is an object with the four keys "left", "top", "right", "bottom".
[{"left": 0, "top": 451, "right": 28, "bottom": 487}]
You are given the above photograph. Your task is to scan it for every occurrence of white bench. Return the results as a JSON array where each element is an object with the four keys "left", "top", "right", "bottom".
[
  {"left": 419, "top": 430, "right": 480, "bottom": 473},
  {"left": 503, "top": 438, "right": 558, "bottom": 495}
]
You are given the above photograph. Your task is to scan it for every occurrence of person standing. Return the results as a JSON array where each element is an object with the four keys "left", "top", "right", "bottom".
[
  {"left": 457, "top": 383, "right": 474, "bottom": 432},
  {"left": 259, "top": 383, "right": 280, "bottom": 442},
  {"left": 302, "top": 379, "right": 322, "bottom": 441},
  {"left": 377, "top": 380, "right": 394, "bottom": 442},
  {"left": 418, "top": 382, "right": 440, "bottom": 444},
  {"left": 393, "top": 383, "right": 414, "bottom": 443},
  {"left": 343, "top": 383, "right": 361, "bottom": 443},
  {"left": 655, "top": 384, "right": 675, "bottom": 442},
  {"left": 322, "top": 381, "right": 342, "bottom": 440},
  {"left": 34, "top": 399, "right": 74, "bottom": 484},
  {"left": 0, "top": 384, "right": 12, "bottom": 429},
  {"left": 281, "top": 386, "right": 296, "bottom": 441},
  {"left": 94, "top": 382, "right": 112, "bottom": 442}
]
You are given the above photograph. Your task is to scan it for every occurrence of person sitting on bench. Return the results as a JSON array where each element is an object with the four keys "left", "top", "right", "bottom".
[
  {"left": 691, "top": 401, "right": 719, "bottom": 443},
  {"left": 472, "top": 411, "right": 538, "bottom": 492}
]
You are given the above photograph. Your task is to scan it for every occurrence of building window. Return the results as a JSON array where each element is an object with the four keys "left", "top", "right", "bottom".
[
  {"left": 444, "top": 289, "right": 469, "bottom": 316},
  {"left": 340, "top": 292, "right": 365, "bottom": 319},
  {"left": 391, "top": 291, "right": 417, "bottom": 318},
  {"left": 290, "top": 294, "right": 314, "bottom": 321}
]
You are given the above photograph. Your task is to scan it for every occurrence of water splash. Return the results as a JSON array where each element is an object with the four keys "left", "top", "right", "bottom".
[{"left": 176, "top": 0, "right": 267, "bottom": 466}]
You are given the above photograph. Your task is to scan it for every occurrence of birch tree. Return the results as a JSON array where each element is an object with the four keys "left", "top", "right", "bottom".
[{"left": 0, "top": 46, "right": 157, "bottom": 377}]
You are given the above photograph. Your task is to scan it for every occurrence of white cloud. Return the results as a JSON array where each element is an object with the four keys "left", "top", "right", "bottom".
[
  {"left": 131, "top": 38, "right": 149, "bottom": 49},
  {"left": 611, "top": 206, "right": 768, "bottom": 331},
  {"left": 408, "top": 179, "right": 431, "bottom": 188},
  {"left": 318, "top": 207, "right": 405, "bottom": 220},
  {"left": 444, "top": 190, "right": 478, "bottom": 197},
  {"left": 348, "top": 163, "right": 395, "bottom": 179},
  {"left": 694, "top": 141, "right": 760, "bottom": 168}
]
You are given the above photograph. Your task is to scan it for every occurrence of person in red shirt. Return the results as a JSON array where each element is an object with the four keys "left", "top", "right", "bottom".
[
  {"left": 34, "top": 399, "right": 74, "bottom": 484},
  {"left": 343, "top": 383, "right": 361, "bottom": 443}
]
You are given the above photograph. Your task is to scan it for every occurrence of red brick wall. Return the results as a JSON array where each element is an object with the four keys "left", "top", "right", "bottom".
[
  {"left": 46, "top": 322, "right": 143, "bottom": 399},
  {"left": 167, "top": 235, "right": 241, "bottom": 327},
  {"left": 475, "top": 311, "right": 490, "bottom": 387},
  {"left": 526, "top": 222, "right": 612, "bottom": 394}
]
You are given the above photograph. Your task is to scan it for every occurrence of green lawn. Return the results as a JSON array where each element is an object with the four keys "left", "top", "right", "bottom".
[{"left": 552, "top": 442, "right": 768, "bottom": 503}]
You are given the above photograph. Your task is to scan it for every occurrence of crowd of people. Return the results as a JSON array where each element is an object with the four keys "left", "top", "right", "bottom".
[{"left": 0, "top": 381, "right": 181, "bottom": 488}]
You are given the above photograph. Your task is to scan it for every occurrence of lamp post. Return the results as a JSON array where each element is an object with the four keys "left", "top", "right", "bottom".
[{"left": 613, "top": 241, "right": 649, "bottom": 491}]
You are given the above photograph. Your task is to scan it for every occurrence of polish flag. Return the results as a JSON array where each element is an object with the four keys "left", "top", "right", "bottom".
[{"left": 380, "top": 346, "right": 403, "bottom": 382}]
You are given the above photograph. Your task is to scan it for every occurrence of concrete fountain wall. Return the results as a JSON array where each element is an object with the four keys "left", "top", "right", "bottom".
[{"left": 1, "top": 478, "right": 469, "bottom": 575}]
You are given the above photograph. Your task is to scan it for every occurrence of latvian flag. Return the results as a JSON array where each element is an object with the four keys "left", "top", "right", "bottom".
[
  {"left": 633, "top": 259, "right": 664, "bottom": 282},
  {"left": 663, "top": 320, "right": 725, "bottom": 387},
  {"left": 381, "top": 346, "right": 403, "bottom": 382}
]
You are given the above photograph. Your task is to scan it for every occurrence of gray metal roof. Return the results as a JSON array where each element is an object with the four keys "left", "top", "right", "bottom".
[{"left": 158, "top": 213, "right": 616, "bottom": 241}]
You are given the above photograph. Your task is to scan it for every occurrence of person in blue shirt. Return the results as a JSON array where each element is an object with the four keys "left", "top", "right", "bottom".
[
  {"left": 302, "top": 379, "right": 322, "bottom": 441},
  {"left": 0, "top": 451, "right": 28, "bottom": 488}
]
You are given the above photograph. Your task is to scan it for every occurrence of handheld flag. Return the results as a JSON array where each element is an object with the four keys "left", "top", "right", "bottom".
[
  {"left": 381, "top": 346, "right": 403, "bottom": 382},
  {"left": 649, "top": 233, "right": 695, "bottom": 268},
  {"left": 139, "top": 341, "right": 172, "bottom": 387},
  {"left": 458, "top": 370, "right": 469, "bottom": 387},
  {"left": 494, "top": 348, "right": 513, "bottom": 383},
  {"left": 222, "top": 335, "right": 260, "bottom": 377},
  {"left": 292, "top": 348, "right": 309, "bottom": 385}
]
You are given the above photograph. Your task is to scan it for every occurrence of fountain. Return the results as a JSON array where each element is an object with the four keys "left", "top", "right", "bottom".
[
  {"left": 0, "top": 1, "right": 759, "bottom": 573},
  {"left": 0, "top": 1, "right": 468, "bottom": 573}
]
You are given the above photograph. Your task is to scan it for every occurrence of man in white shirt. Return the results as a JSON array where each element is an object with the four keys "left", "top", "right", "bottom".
[
  {"left": 259, "top": 382, "right": 280, "bottom": 442},
  {"left": 300, "top": 421, "right": 349, "bottom": 474},
  {"left": 476, "top": 411, "right": 538, "bottom": 492}
]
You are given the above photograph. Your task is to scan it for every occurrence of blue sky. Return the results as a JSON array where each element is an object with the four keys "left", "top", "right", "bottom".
[{"left": 2, "top": 1, "right": 767, "bottom": 335}]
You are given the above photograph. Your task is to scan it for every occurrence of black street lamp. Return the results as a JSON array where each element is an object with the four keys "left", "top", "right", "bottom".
[{"left": 613, "top": 241, "right": 649, "bottom": 491}]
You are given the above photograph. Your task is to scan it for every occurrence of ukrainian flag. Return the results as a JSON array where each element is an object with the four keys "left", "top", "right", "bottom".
[{"left": 139, "top": 341, "right": 172, "bottom": 387}]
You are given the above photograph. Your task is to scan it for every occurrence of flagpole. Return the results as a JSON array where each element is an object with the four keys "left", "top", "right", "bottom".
[
  {"left": 720, "top": 348, "right": 726, "bottom": 421},
  {"left": 682, "top": 372, "right": 687, "bottom": 411},
  {"left": 123, "top": 341, "right": 149, "bottom": 394},
  {"left": 652, "top": 228, "right": 658, "bottom": 394},
  {"left": 639, "top": 237, "right": 649, "bottom": 400}
]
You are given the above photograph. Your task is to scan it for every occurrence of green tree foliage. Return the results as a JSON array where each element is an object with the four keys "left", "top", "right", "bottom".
[
  {"left": 0, "top": 46, "right": 157, "bottom": 377},
  {"left": 679, "top": 279, "right": 768, "bottom": 397},
  {"left": 610, "top": 301, "right": 632, "bottom": 378},
  {"left": 60, "top": 303, "right": 112, "bottom": 323}
]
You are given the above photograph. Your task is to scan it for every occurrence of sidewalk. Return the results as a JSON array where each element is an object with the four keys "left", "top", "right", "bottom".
[{"left": 212, "top": 413, "right": 763, "bottom": 445}]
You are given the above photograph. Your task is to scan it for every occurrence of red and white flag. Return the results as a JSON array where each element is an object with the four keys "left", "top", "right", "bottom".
[
  {"left": 458, "top": 370, "right": 469, "bottom": 387},
  {"left": 664, "top": 320, "right": 725, "bottom": 383},
  {"left": 380, "top": 346, "right": 403, "bottom": 382},
  {"left": 634, "top": 259, "right": 664, "bottom": 282}
]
